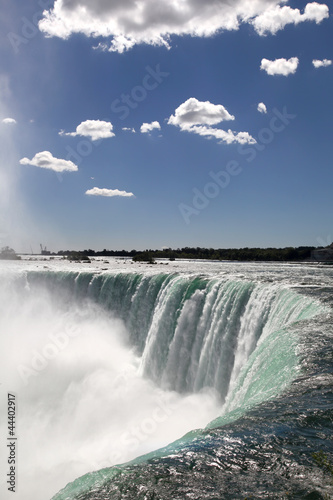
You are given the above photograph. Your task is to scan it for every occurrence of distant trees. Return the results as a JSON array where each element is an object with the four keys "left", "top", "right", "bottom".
[
  {"left": 129, "top": 246, "right": 315, "bottom": 262},
  {"left": 66, "top": 251, "right": 91, "bottom": 262},
  {"left": 54, "top": 246, "right": 317, "bottom": 262},
  {"left": 132, "top": 252, "right": 156, "bottom": 264}
]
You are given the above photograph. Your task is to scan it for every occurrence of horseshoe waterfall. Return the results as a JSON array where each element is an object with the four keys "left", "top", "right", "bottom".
[{"left": 0, "top": 259, "right": 332, "bottom": 500}]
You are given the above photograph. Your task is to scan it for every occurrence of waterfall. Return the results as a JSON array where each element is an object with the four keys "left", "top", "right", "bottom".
[
  {"left": 4, "top": 268, "right": 324, "bottom": 500},
  {"left": 23, "top": 270, "right": 321, "bottom": 408}
]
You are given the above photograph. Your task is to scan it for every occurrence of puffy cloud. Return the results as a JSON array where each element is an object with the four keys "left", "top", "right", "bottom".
[
  {"left": 38, "top": 0, "right": 263, "bottom": 45},
  {"left": 252, "top": 2, "right": 329, "bottom": 35},
  {"left": 20, "top": 151, "right": 78, "bottom": 172},
  {"left": 260, "top": 57, "right": 299, "bottom": 76},
  {"left": 38, "top": 1, "right": 328, "bottom": 52},
  {"left": 303, "top": 2, "right": 329, "bottom": 22},
  {"left": 140, "top": 121, "right": 161, "bottom": 134},
  {"left": 312, "top": 58, "right": 332, "bottom": 68},
  {"left": 2, "top": 117, "right": 17, "bottom": 124},
  {"left": 168, "top": 98, "right": 255, "bottom": 145},
  {"left": 122, "top": 127, "right": 136, "bottom": 133},
  {"left": 257, "top": 102, "right": 267, "bottom": 114},
  {"left": 85, "top": 187, "right": 134, "bottom": 197},
  {"left": 168, "top": 98, "right": 234, "bottom": 128},
  {"left": 60, "top": 119, "right": 115, "bottom": 141}
]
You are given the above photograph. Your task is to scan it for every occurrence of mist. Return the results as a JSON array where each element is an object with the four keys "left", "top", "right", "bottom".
[{"left": 0, "top": 273, "right": 221, "bottom": 500}]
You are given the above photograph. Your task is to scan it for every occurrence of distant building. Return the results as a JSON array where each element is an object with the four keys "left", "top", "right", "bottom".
[
  {"left": 40, "top": 244, "right": 51, "bottom": 255},
  {"left": 312, "top": 243, "right": 333, "bottom": 262}
]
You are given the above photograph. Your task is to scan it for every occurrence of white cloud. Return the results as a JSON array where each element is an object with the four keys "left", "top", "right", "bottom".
[
  {"left": 85, "top": 187, "right": 134, "bottom": 197},
  {"left": 60, "top": 119, "right": 115, "bottom": 141},
  {"left": 38, "top": 1, "right": 329, "bottom": 52},
  {"left": 20, "top": 151, "right": 78, "bottom": 173},
  {"left": 260, "top": 57, "right": 299, "bottom": 76},
  {"left": 140, "top": 121, "right": 161, "bottom": 134},
  {"left": 312, "top": 58, "right": 332, "bottom": 68},
  {"left": 252, "top": 2, "right": 329, "bottom": 35},
  {"left": 2, "top": 117, "right": 17, "bottom": 124},
  {"left": 257, "top": 102, "right": 267, "bottom": 114},
  {"left": 168, "top": 98, "right": 234, "bottom": 128},
  {"left": 303, "top": 2, "right": 329, "bottom": 23},
  {"left": 168, "top": 98, "right": 255, "bottom": 145},
  {"left": 185, "top": 125, "right": 256, "bottom": 145},
  {"left": 122, "top": 127, "right": 136, "bottom": 133}
]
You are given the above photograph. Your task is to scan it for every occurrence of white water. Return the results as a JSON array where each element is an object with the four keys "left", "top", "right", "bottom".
[
  {"left": 0, "top": 258, "right": 325, "bottom": 500},
  {"left": 0, "top": 265, "right": 221, "bottom": 500}
]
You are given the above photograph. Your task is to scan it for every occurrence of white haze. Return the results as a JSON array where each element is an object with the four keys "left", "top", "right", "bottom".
[{"left": 0, "top": 272, "right": 221, "bottom": 500}]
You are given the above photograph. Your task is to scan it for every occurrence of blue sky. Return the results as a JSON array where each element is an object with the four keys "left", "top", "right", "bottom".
[{"left": 0, "top": 0, "right": 332, "bottom": 252}]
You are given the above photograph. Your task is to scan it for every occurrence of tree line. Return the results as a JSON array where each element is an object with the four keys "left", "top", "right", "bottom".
[{"left": 55, "top": 246, "right": 317, "bottom": 262}]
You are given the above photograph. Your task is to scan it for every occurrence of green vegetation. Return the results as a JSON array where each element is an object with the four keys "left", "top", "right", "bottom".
[
  {"left": 0, "top": 247, "right": 21, "bottom": 260},
  {"left": 132, "top": 252, "right": 156, "bottom": 264},
  {"left": 52, "top": 245, "right": 324, "bottom": 262},
  {"left": 65, "top": 251, "right": 91, "bottom": 262},
  {"left": 60, "top": 246, "right": 315, "bottom": 262}
]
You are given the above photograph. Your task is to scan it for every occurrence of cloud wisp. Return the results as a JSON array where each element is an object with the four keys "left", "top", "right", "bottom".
[
  {"left": 39, "top": 1, "right": 329, "bottom": 53},
  {"left": 2, "top": 117, "right": 17, "bottom": 124},
  {"left": 168, "top": 98, "right": 255, "bottom": 145},
  {"left": 122, "top": 127, "right": 136, "bottom": 133},
  {"left": 60, "top": 120, "right": 115, "bottom": 141},
  {"left": 312, "top": 58, "right": 332, "bottom": 68},
  {"left": 257, "top": 102, "right": 267, "bottom": 114},
  {"left": 20, "top": 151, "right": 78, "bottom": 173},
  {"left": 140, "top": 121, "right": 161, "bottom": 134},
  {"left": 85, "top": 187, "right": 134, "bottom": 198},
  {"left": 260, "top": 57, "right": 299, "bottom": 76}
]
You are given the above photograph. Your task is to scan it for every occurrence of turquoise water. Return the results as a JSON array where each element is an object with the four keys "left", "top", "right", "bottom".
[{"left": 0, "top": 260, "right": 332, "bottom": 499}]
